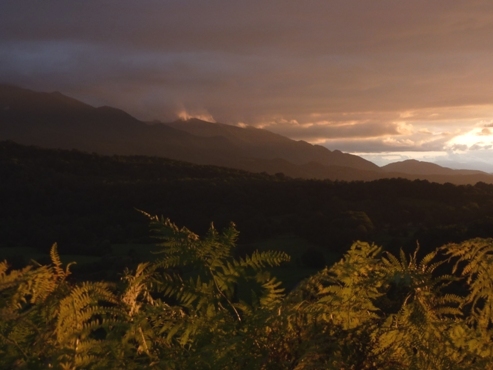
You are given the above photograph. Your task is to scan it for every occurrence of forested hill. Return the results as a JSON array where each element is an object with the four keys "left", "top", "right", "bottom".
[
  {"left": 3, "top": 141, "right": 493, "bottom": 264},
  {"left": 4, "top": 84, "right": 493, "bottom": 184},
  {"left": 0, "top": 84, "right": 379, "bottom": 179}
]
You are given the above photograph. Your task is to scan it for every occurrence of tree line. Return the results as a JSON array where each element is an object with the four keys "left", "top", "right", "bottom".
[{"left": 2, "top": 140, "right": 493, "bottom": 260}]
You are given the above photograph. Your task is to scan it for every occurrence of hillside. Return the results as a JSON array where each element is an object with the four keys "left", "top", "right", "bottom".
[
  {"left": 166, "top": 118, "right": 376, "bottom": 170},
  {"left": 0, "top": 85, "right": 378, "bottom": 178},
  {"left": 2, "top": 84, "right": 493, "bottom": 184},
  {"left": 3, "top": 141, "right": 493, "bottom": 258},
  {"left": 382, "top": 159, "right": 485, "bottom": 176}
]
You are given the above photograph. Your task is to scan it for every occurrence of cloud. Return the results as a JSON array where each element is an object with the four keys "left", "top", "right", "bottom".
[
  {"left": 448, "top": 144, "right": 469, "bottom": 152},
  {"left": 469, "top": 143, "right": 493, "bottom": 151},
  {"left": 3, "top": 2, "right": 493, "bottom": 113},
  {"left": 400, "top": 111, "right": 415, "bottom": 118},
  {"left": 479, "top": 128, "right": 492, "bottom": 136},
  {"left": 249, "top": 118, "right": 403, "bottom": 141},
  {"left": 176, "top": 108, "right": 216, "bottom": 123},
  {"left": 2, "top": 1, "right": 493, "bottom": 167}
]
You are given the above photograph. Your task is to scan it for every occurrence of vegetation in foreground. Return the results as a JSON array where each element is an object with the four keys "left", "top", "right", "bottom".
[{"left": 2, "top": 213, "right": 493, "bottom": 369}]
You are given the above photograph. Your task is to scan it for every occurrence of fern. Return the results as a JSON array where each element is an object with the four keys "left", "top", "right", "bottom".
[
  {"left": 369, "top": 244, "right": 465, "bottom": 369},
  {"left": 5, "top": 213, "right": 493, "bottom": 369},
  {"left": 146, "top": 215, "right": 289, "bottom": 314},
  {"left": 440, "top": 238, "right": 493, "bottom": 361},
  {"left": 306, "top": 242, "right": 385, "bottom": 329},
  {"left": 442, "top": 239, "right": 493, "bottom": 325}
]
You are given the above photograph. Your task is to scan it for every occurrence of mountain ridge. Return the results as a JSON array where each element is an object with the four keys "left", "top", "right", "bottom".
[
  {"left": 1, "top": 84, "right": 493, "bottom": 184},
  {"left": 381, "top": 159, "right": 485, "bottom": 176},
  {"left": 166, "top": 118, "right": 378, "bottom": 171}
]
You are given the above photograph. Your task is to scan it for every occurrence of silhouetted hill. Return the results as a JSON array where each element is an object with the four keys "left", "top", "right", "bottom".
[
  {"left": 2, "top": 84, "right": 493, "bottom": 184},
  {"left": 382, "top": 159, "right": 485, "bottom": 176},
  {"left": 377, "top": 159, "right": 493, "bottom": 184},
  {"left": 167, "top": 119, "right": 377, "bottom": 171},
  {"left": 0, "top": 85, "right": 244, "bottom": 164},
  {"left": 0, "top": 85, "right": 381, "bottom": 178}
]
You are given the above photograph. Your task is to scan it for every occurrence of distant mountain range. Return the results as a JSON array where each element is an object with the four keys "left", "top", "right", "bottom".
[{"left": 1, "top": 84, "right": 492, "bottom": 184}]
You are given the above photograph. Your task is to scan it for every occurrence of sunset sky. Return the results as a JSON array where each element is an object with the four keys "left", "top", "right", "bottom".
[{"left": 2, "top": 1, "right": 493, "bottom": 171}]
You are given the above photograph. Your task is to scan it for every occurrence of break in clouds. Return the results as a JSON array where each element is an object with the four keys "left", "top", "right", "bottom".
[{"left": 2, "top": 0, "right": 493, "bottom": 170}]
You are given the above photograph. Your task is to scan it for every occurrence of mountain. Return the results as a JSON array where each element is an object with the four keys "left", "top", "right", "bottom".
[
  {"left": 381, "top": 160, "right": 485, "bottom": 176},
  {"left": 0, "top": 85, "right": 248, "bottom": 165},
  {"left": 2, "top": 84, "right": 493, "bottom": 184},
  {"left": 166, "top": 119, "right": 376, "bottom": 171},
  {"left": 0, "top": 85, "right": 379, "bottom": 175}
]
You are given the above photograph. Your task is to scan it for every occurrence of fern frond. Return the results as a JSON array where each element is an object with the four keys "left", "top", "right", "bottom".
[
  {"left": 49, "top": 243, "right": 66, "bottom": 280},
  {"left": 442, "top": 238, "right": 493, "bottom": 328},
  {"left": 259, "top": 276, "right": 285, "bottom": 308}
]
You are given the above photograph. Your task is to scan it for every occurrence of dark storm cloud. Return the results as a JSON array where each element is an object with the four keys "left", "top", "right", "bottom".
[{"left": 2, "top": 0, "right": 493, "bottom": 161}]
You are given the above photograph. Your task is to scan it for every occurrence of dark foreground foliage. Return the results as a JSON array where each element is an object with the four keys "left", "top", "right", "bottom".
[{"left": 2, "top": 214, "right": 493, "bottom": 369}]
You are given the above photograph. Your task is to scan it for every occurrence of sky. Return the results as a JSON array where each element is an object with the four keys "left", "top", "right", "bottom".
[{"left": 2, "top": 0, "right": 493, "bottom": 171}]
